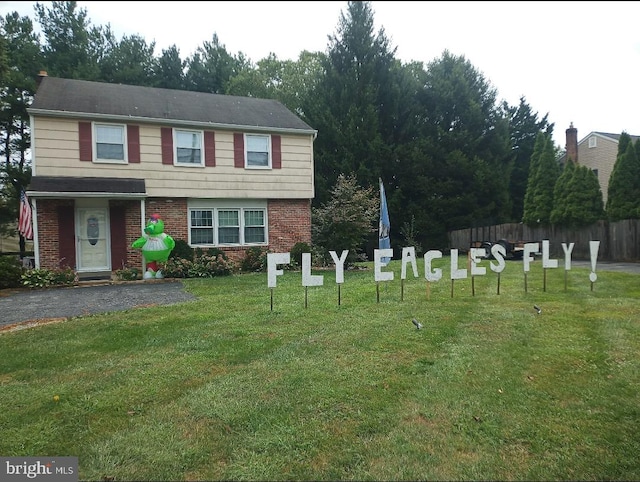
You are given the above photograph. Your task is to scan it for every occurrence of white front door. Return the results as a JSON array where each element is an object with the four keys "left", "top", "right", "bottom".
[{"left": 76, "top": 207, "right": 111, "bottom": 272}]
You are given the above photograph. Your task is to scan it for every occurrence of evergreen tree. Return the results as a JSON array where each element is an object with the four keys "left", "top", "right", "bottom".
[
  {"left": 523, "top": 133, "right": 559, "bottom": 225},
  {"left": 303, "top": 1, "right": 398, "bottom": 207},
  {"left": 606, "top": 137, "right": 640, "bottom": 220},
  {"left": 564, "top": 165, "right": 604, "bottom": 227},
  {"left": 550, "top": 159, "right": 576, "bottom": 225},
  {"left": 99, "top": 34, "right": 157, "bottom": 86},
  {"left": 34, "top": 1, "right": 104, "bottom": 79},
  {"left": 154, "top": 45, "right": 186, "bottom": 90},
  {"left": 183, "top": 34, "right": 248, "bottom": 94},
  {"left": 0, "top": 11, "right": 40, "bottom": 252},
  {"left": 502, "top": 96, "right": 554, "bottom": 222}
]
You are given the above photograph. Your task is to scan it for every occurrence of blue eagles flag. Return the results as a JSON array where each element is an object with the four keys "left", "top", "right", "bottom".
[{"left": 378, "top": 178, "right": 391, "bottom": 265}]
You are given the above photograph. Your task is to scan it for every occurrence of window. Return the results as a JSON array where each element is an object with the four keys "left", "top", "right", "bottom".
[
  {"left": 95, "top": 124, "right": 126, "bottom": 162},
  {"left": 175, "top": 130, "right": 203, "bottom": 166},
  {"left": 190, "top": 210, "right": 214, "bottom": 244},
  {"left": 588, "top": 136, "right": 597, "bottom": 148},
  {"left": 246, "top": 134, "right": 270, "bottom": 168},
  {"left": 244, "top": 210, "right": 266, "bottom": 243},
  {"left": 188, "top": 205, "right": 267, "bottom": 246}
]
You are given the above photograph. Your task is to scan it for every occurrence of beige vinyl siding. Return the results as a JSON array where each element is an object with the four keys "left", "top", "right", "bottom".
[
  {"left": 577, "top": 134, "right": 618, "bottom": 204},
  {"left": 32, "top": 116, "right": 315, "bottom": 199}
]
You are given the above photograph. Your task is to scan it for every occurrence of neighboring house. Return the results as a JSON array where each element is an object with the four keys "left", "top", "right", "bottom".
[
  {"left": 26, "top": 73, "right": 317, "bottom": 279},
  {"left": 561, "top": 123, "right": 640, "bottom": 205}
]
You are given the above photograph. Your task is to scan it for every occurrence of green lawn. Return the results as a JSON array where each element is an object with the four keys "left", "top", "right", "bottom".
[{"left": 1, "top": 257, "right": 639, "bottom": 481}]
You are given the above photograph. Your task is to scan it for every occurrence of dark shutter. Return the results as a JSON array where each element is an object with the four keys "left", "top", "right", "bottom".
[
  {"left": 58, "top": 206, "right": 76, "bottom": 269},
  {"left": 127, "top": 125, "right": 140, "bottom": 163},
  {"left": 204, "top": 131, "right": 216, "bottom": 167},
  {"left": 110, "top": 206, "right": 127, "bottom": 269},
  {"left": 79, "top": 122, "right": 92, "bottom": 161},
  {"left": 161, "top": 127, "right": 173, "bottom": 165},
  {"left": 271, "top": 135, "right": 282, "bottom": 169},
  {"left": 233, "top": 133, "right": 244, "bottom": 168}
]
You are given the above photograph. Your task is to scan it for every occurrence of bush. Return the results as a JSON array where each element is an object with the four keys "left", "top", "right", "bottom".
[
  {"left": 240, "top": 246, "right": 267, "bottom": 272},
  {"left": 289, "top": 242, "right": 311, "bottom": 268},
  {"left": 21, "top": 267, "right": 77, "bottom": 289},
  {"left": 170, "top": 239, "right": 193, "bottom": 261},
  {"left": 0, "top": 256, "right": 23, "bottom": 289},
  {"left": 115, "top": 266, "right": 139, "bottom": 281},
  {"left": 163, "top": 251, "right": 235, "bottom": 278}
]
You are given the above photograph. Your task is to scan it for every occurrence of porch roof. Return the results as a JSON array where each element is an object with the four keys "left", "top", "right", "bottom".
[{"left": 27, "top": 176, "right": 147, "bottom": 199}]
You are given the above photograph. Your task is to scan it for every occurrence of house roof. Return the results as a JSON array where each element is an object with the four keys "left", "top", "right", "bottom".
[
  {"left": 28, "top": 176, "right": 146, "bottom": 198},
  {"left": 28, "top": 76, "right": 316, "bottom": 135}
]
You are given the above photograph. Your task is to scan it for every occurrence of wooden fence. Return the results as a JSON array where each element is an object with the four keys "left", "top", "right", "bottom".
[{"left": 448, "top": 219, "right": 640, "bottom": 262}]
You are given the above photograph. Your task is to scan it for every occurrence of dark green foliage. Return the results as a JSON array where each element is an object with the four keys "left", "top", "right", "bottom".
[
  {"left": 553, "top": 163, "right": 604, "bottom": 227},
  {"left": 503, "top": 97, "right": 554, "bottom": 222},
  {"left": 606, "top": 135, "right": 640, "bottom": 221},
  {"left": 550, "top": 160, "right": 576, "bottom": 225},
  {"left": 0, "top": 255, "right": 23, "bottom": 288},
  {"left": 312, "top": 174, "right": 377, "bottom": 265},
  {"left": 169, "top": 239, "right": 193, "bottom": 261},
  {"left": 240, "top": 246, "right": 267, "bottom": 273},
  {"left": 21, "top": 266, "right": 76, "bottom": 288},
  {"left": 523, "top": 133, "right": 560, "bottom": 225},
  {"left": 289, "top": 242, "right": 311, "bottom": 268},
  {"left": 163, "top": 250, "right": 234, "bottom": 278}
]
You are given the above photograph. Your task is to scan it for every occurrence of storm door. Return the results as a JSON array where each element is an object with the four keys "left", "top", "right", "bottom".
[{"left": 76, "top": 207, "right": 111, "bottom": 272}]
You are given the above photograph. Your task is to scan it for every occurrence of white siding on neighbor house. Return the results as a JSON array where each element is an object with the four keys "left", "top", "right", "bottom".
[
  {"left": 31, "top": 117, "right": 315, "bottom": 199},
  {"left": 577, "top": 134, "right": 618, "bottom": 204}
]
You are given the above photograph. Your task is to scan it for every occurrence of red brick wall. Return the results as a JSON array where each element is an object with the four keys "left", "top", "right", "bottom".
[
  {"left": 36, "top": 199, "right": 74, "bottom": 270},
  {"left": 35, "top": 197, "right": 312, "bottom": 271},
  {"left": 267, "top": 199, "right": 312, "bottom": 253}
]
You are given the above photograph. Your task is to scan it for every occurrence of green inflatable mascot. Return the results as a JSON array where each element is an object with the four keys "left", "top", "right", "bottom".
[{"left": 132, "top": 213, "right": 176, "bottom": 279}]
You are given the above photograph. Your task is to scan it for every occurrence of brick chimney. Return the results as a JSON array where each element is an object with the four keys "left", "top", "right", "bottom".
[
  {"left": 36, "top": 70, "right": 48, "bottom": 87},
  {"left": 565, "top": 122, "right": 578, "bottom": 163}
]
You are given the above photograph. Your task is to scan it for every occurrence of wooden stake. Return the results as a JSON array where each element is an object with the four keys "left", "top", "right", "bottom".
[
  {"left": 305, "top": 286, "right": 308, "bottom": 308},
  {"left": 270, "top": 288, "right": 274, "bottom": 311},
  {"left": 497, "top": 272, "right": 501, "bottom": 295},
  {"left": 401, "top": 279, "right": 404, "bottom": 301}
]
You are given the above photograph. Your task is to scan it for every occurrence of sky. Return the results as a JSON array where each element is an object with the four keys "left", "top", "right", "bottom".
[{"left": 2, "top": 1, "right": 639, "bottom": 148}]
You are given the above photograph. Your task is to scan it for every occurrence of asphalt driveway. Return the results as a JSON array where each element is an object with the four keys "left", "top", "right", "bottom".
[{"left": 0, "top": 280, "right": 196, "bottom": 329}]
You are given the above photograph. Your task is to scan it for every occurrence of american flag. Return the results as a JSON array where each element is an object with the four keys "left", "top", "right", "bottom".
[{"left": 18, "top": 189, "right": 33, "bottom": 240}]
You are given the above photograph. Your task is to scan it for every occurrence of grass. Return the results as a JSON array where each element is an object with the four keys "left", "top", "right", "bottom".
[{"left": 1, "top": 256, "right": 639, "bottom": 481}]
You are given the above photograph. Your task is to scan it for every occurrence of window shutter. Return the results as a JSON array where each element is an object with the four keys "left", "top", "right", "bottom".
[
  {"left": 204, "top": 131, "right": 216, "bottom": 167},
  {"left": 271, "top": 135, "right": 282, "bottom": 169},
  {"left": 161, "top": 127, "right": 173, "bottom": 165},
  {"left": 127, "top": 125, "right": 140, "bottom": 163},
  {"left": 110, "top": 206, "right": 127, "bottom": 268},
  {"left": 58, "top": 206, "right": 76, "bottom": 269},
  {"left": 79, "top": 122, "right": 92, "bottom": 161},
  {"left": 233, "top": 133, "right": 244, "bottom": 168}
]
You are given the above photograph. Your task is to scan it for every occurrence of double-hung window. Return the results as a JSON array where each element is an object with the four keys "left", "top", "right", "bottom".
[
  {"left": 95, "top": 124, "right": 126, "bottom": 162},
  {"left": 175, "top": 129, "right": 203, "bottom": 166},
  {"left": 246, "top": 134, "right": 270, "bottom": 168},
  {"left": 188, "top": 204, "right": 267, "bottom": 246}
]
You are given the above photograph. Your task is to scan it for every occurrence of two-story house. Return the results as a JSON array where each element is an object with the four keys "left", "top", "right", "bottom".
[
  {"left": 26, "top": 73, "right": 317, "bottom": 280},
  {"left": 562, "top": 123, "right": 640, "bottom": 205}
]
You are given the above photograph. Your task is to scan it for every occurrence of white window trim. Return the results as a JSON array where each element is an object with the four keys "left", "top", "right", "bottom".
[
  {"left": 588, "top": 136, "right": 597, "bottom": 148},
  {"left": 245, "top": 133, "right": 272, "bottom": 169},
  {"left": 93, "top": 122, "right": 127, "bottom": 164},
  {"left": 174, "top": 128, "right": 205, "bottom": 167},
  {"left": 188, "top": 200, "right": 268, "bottom": 247}
]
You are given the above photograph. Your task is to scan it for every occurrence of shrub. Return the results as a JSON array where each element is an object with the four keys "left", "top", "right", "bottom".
[
  {"left": 170, "top": 238, "right": 193, "bottom": 261},
  {"left": 0, "top": 256, "right": 23, "bottom": 289},
  {"left": 21, "top": 267, "right": 77, "bottom": 289},
  {"left": 115, "top": 266, "right": 139, "bottom": 281},
  {"left": 240, "top": 246, "right": 267, "bottom": 272},
  {"left": 163, "top": 257, "right": 192, "bottom": 278},
  {"left": 289, "top": 242, "right": 311, "bottom": 268}
]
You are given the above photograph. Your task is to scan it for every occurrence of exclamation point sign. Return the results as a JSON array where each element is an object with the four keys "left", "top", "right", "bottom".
[{"left": 589, "top": 240, "right": 600, "bottom": 283}]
